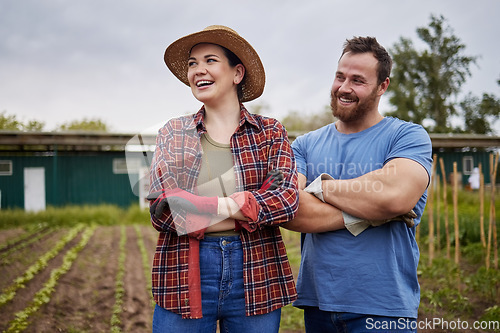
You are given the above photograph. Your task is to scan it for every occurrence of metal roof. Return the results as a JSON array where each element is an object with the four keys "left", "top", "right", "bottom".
[{"left": 0, "top": 131, "right": 499, "bottom": 152}]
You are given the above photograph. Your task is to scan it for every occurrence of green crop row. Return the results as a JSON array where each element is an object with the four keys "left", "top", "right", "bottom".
[
  {"left": 0, "top": 223, "right": 48, "bottom": 252},
  {"left": 0, "top": 224, "right": 85, "bottom": 308},
  {"left": 110, "top": 225, "right": 127, "bottom": 333},
  {"left": 0, "top": 227, "right": 54, "bottom": 264},
  {"left": 5, "top": 226, "right": 96, "bottom": 332}
]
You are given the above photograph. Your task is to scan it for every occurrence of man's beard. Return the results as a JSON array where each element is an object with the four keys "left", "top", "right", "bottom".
[{"left": 330, "top": 87, "right": 378, "bottom": 123}]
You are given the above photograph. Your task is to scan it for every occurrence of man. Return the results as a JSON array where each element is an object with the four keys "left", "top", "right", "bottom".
[{"left": 283, "top": 37, "right": 432, "bottom": 332}]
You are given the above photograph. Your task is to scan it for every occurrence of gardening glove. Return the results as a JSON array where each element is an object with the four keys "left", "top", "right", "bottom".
[
  {"left": 185, "top": 212, "right": 212, "bottom": 239},
  {"left": 147, "top": 188, "right": 218, "bottom": 219},
  {"left": 261, "top": 169, "right": 284, "bottom": 191},
  {"left": 231, "top": 191, "right": 259, "bottom": 232},
  {"left": 304, "top": 173, "right": 369, "bottom": 235},
  {"left": 230, "top": 169, "right": 284, "bottom": 232},
  {"left": 344, "top": 210, "right": 417, "bottom": 236},
  {"left": 303, "top": 173, "right": 333, "bottom": 202}
]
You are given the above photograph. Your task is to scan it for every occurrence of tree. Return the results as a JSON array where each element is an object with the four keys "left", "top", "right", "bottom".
[
  {"left": 248, "top": 102, "right": 270, "bottom": 115},
  {"left": 57, "top": 118, "right": 109, "bottom": 132},
  {"left": 0, "top": 111, "right": 45, "bottom": 131},
  {"left": 281, "top": 106, "right": 334, "bottom": 132},
  {"left": 459, "top": 93, "right": 500, "bottom": 134},
  {"left": 387, "top": 14, "right": 478, "bottom": 133},
  {"left": 0, "top": 111, "right": 22, "bottom": 130},
  {"left": 23, "top": 120, "right": 46, "bottom": 132}
]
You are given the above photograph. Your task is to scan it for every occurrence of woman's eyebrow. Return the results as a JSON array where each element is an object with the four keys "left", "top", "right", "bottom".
[{"left": 188, "top": 54, "right": 220, "bottom": 62}]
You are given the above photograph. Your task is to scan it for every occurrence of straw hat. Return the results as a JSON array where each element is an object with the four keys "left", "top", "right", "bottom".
[{"left": 164, "top": 25, "right": 265, "bottom": 102}]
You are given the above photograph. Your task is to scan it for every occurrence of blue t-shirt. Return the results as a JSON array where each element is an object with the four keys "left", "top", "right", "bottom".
[{"left": 291, "top": 117, "right": 432, "bottom": 318}]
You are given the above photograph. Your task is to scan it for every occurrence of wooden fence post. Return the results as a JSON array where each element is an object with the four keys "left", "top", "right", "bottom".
[
  {"left": 428, "top": 156, "right": 437, "bottom": 265},
  {"left": 479, "top": 163, "right": 486, "bottom": 248},
  {"left": 439, "top": 158, "right": 450, "bottom": 260},
  {"left": 453, "top": 162, "right": 460, "bottom": 266},
  {"left": 436, "top": 173, "right": 441, "bottom": 253},
  {"left": 486, "top": 153, "right": 498, "bottom": 270},
  {"left": 494, "top": 154, "right": 498, "bottom": 269}
]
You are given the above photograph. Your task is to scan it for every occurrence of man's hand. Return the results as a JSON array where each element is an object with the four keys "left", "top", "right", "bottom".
[{"left": 371, "top": 210, "right": 417, "bottom": 228}]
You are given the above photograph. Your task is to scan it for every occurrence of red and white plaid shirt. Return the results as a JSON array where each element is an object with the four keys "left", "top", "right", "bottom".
[{"left": 149, "top": 105, "right": 298, "bottom": 319}]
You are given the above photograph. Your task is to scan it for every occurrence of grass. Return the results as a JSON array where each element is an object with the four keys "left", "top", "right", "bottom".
[
  {"left": 280, "top": 229, "right": 304, "bottom": 332},
  {"left": 0, "top": 204, "right": 150, "bottom": 230}
]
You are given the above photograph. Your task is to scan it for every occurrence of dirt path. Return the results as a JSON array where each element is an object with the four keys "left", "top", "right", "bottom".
[
  {"left": 122, "top": 225, "right": 154, "bottom": 332},
  {"left": 0, "top": 227, "right": 25, "bottom": 245}
]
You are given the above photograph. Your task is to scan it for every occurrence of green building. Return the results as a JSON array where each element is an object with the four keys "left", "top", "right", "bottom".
[
  {"left": 0, "top": 131, "right": 155, "bottom": 210},
  {"left": 0, "top": 131, "right": 498, "bottom": 211}
]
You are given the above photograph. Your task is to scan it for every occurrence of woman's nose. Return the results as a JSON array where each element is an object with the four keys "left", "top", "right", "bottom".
[{"left": 194, "top": 63, "right": 207, "bottom": 75}]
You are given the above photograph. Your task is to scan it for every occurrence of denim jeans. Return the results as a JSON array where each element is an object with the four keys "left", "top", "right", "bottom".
[
  {"left": 153, "top": 235, "right": 281, "bottom": 333},
  {"left": 304, "top": 307, "right": 417, "bottom": 333}
]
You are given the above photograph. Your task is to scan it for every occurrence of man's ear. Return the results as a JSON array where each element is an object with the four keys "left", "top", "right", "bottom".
[{"left": 378, "top": 77, "right": 390, "bottom": 96}]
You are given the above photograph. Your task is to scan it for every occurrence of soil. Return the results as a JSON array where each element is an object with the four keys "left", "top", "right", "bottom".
[
  {"left": 0, "top": 227, "right": 24, "bottom": 245},
  {"left": 122, "top": 226, "right": 154, "bottom": 332},
  {"left": 0, "top": 225, "right": 158, "bottom": 333}
]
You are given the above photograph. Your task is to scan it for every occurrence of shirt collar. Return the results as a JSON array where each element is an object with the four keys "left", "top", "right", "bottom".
[{"left": 191, "top": 104, "right": 260, "bottom": 132}]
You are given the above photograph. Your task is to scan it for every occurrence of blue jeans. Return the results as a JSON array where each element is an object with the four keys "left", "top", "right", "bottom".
[
  {"left": 153, "top": 236, "right": 281, "bottom": 333},
  {"left": 304, "top": 307, "right": 417, "bottom": 333}
]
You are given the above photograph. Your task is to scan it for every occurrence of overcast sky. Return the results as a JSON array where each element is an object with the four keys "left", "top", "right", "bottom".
[{"left": 1, "top": 0, "right": 499, "bottom": 134}]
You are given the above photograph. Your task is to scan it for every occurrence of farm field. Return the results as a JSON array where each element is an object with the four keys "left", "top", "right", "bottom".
[
  {"left": 0, "top": 222, "right": 157, "bottom": 333},
  {"left": 0, "top": 193, "right": 499, "bottom": 332}
]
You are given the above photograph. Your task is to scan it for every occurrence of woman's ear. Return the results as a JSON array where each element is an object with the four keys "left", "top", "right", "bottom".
[{"left": 234, "top": 64, "right": 245, "bottom": 84}]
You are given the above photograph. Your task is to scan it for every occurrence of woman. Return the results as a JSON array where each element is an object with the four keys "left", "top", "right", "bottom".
[{"left": 148, "top": 25, "right": 298, "bottom": 332}]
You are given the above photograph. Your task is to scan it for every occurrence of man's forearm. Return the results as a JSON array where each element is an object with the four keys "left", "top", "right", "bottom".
[
  {"left": 321, "top": 158, "right": 429, "bottom": 220},
  {"left": 281, "top": 190, "right": 345, "bottom": 233}
]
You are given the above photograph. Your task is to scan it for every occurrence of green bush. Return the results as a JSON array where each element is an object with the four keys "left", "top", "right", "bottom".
[{"left": 467, "top": 267, "right": 500, "bottom": 303}]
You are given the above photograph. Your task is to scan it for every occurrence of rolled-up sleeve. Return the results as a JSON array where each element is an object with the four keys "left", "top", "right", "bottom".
[{"left": 232, "top": 116, "right": 298, "bottom": 230}]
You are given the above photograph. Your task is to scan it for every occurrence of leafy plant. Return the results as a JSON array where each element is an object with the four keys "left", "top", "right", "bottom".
[
  {"left": 467, "top": 267, "right": 500, "bottom": 303},
  {"left": 110, "top": 225, "right": 127, "bottom": 332}
]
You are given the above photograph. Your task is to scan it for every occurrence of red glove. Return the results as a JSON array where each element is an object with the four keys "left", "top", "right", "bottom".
[
  {"left": 147, "top": 188, "right": 218, "bottom": 219},
  {"left": 185, "top": 213, "right": 211, "bottom": 239},
  {"left": 231, "top": 169, "right": 283, "bottom": 232}
]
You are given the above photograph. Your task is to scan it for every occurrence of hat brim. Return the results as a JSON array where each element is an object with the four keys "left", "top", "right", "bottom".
[{"left": 164, "top": 26, "right": 265, "bottom": 102}]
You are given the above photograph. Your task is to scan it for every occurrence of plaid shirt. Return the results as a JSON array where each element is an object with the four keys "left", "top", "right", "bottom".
[{"left": 149, "top": 105, "right": 298, "bottom": 319}]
